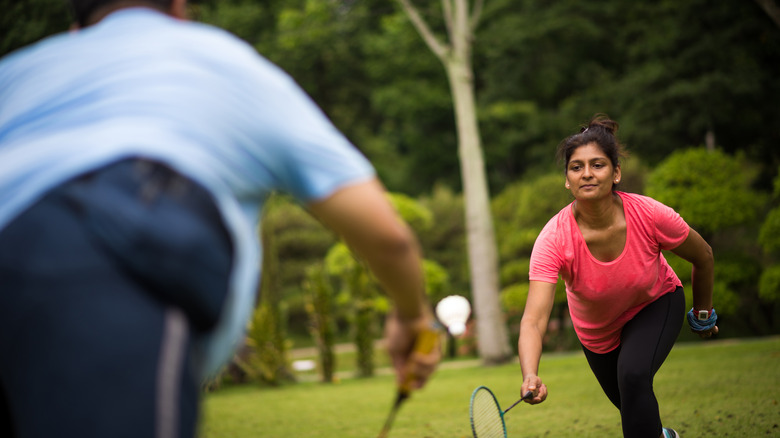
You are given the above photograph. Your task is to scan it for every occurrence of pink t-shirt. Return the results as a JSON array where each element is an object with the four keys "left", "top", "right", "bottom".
[{"left": 529, "top": 192, "right": 689, "bottom": 353}]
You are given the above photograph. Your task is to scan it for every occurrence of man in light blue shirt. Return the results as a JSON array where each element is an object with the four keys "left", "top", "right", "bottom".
[{"left": 0, "top": 1, "right": 440, "bottom": 436}]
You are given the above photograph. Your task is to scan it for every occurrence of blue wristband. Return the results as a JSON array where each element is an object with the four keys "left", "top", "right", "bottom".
[{"left": 687, "top": 308, "right": 718, "bottom": 332}]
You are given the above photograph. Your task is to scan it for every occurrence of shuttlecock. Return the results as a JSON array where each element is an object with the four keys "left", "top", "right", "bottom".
[{"left": 435, "top": 295, "right": 471, "bottom": 336}]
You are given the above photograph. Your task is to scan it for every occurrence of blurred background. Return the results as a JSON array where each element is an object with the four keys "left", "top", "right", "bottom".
[{"left": 4, "top": 0, "right": 779, "bottom": 386}]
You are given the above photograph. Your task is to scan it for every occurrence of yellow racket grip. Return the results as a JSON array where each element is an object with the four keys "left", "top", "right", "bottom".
[{"left": 399, "top": 327, "right": 440, "bottom": 395}]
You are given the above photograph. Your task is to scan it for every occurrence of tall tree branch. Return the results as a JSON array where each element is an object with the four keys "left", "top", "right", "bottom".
[
  {"left": 442, "top": 0, "right": 454, "bottom": 42},
  {"left": 755, "top": 0, "right": 780, "bottom": 28},
  {"left": 450, "top": 0, "right": 468, "bottom": 55},
  {"left": 470, "top": 0, "right": 485, "bottom": 31},
  {"left": 394, "top": 0, "right": 450, "bottom": 60}
]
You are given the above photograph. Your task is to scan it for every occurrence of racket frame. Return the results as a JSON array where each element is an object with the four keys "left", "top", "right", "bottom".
[{"left": 469, "top": 386, "right": 533, "bottom": 438}]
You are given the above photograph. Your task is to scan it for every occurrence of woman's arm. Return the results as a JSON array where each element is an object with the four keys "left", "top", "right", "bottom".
[
  {"left": 671, "top": 227, "right": 717, "bottom": 337},
  {"left": 518, "top": 280, "right": 557, "bottom": 403}
]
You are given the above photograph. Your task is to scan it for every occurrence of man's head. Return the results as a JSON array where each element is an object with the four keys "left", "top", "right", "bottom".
[{"left": 67, "top": 0, "right": 184, "bottom": 27}]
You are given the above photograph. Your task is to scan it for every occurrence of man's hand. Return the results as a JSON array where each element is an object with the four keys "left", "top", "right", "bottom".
[{"left": 384, "top": 310, "right": 441, "bottom": 392}]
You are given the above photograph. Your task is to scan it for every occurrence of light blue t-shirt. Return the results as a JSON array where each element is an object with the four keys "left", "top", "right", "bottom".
[{"left": 0, "top": 8, "right": 375, "bottom": 378}]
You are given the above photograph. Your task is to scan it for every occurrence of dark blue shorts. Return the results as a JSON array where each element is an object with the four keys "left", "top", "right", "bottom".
[{"left": 0, "top": 159, "right": 233, "bottom": 438}]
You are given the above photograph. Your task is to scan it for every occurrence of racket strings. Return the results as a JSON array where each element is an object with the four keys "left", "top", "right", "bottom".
[{"left": 470, "top": 388, "right": 506, "bottom": 438}]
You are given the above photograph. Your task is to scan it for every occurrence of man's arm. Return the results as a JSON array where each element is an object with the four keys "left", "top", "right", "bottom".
[{"left": 307, "top": 177, "right": 439, "bottom": 388}]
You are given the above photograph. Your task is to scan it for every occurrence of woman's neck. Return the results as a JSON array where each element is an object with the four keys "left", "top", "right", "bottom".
[{"left": 573, "top": 192, "right": 621, "bottom": 230}]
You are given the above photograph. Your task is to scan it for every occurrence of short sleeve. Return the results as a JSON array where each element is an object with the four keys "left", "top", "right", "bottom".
[
  {"left": 529, "top": 218, "right": 565, "bottom": 283},
  {"left": 262, "top": 74, "right": 376, "bottom": 202},
  {"left": 653, "top": 201, "right": 690, "bottom": 250}
]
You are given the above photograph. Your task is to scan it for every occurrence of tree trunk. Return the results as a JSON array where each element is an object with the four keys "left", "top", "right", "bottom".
[
  {"left": 445, "top": 58, "right": 512, "bottom": 364},
  {"left": 395, "top": 0, "right": 511, "bottom": 364}
]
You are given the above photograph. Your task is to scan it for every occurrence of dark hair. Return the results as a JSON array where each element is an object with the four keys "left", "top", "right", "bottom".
[
  {"left": 67, "top": 0, "right": 172, "bottom": 26},
  {"left": 556, "top": 113, "right": 627, "bottom": 171}
]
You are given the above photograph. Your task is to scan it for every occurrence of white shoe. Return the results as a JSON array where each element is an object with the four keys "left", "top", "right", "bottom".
[{"left": 662, "top": 427, "right": 681, "bottom": 438}]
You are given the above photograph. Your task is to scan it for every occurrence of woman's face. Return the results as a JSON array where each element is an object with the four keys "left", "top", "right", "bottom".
[{"left": 565, "top": 142, "right": 621, "bottom": 201}]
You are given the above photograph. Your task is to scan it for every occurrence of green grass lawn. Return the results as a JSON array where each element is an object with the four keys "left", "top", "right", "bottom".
[{"left": 199, "top": 336, "right": 780, "bottom": 437}]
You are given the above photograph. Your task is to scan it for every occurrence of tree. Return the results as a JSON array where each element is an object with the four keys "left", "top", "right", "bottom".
[
  {"left": 647, "top": 148, "right": 771, "bottom": 334},
  {"left": 754, "top": 0, "right": 780, "bottom": 28},
  {"left": 0, "top": 0, "right": 70, "bottom": 58},
  {"left": 645, "top": 148, "right": 767, "bottom": 238},
  {"left": 302, "top": 263, "right": 338, "bottom": 383},
  {"left": 241, "top": 195, "right": 295, "bottom": 385},
  {"left": 393, "top": 0, "right": 511, "bottom": 363}
]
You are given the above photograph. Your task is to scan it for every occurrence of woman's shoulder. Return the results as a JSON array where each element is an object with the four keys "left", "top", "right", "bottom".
[
  {"left": 538, "top": 202, "right": 575, "bottom": 237},
  {"left": 617, "top": 191, "right": 669, "bottom": 214}
]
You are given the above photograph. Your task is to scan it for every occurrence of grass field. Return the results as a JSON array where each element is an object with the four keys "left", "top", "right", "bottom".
[{"left": 199, "top": 336, "right": 780, "bottom": 437}]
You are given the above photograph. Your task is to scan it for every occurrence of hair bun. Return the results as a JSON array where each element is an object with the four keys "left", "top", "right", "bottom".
[{"left": 588, "top": 113, "right": 619, "bottom": 136}]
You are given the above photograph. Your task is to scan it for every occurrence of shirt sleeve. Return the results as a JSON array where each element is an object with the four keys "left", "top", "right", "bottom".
[
  {"left": 272, "top": 85, "right": 375, "bottom": 201},
  {"left": 653, "top": 199, "right": 690, "bottom": 250},
  {"left": 529, "top": 217, "right": 564, "bottom": 283}
]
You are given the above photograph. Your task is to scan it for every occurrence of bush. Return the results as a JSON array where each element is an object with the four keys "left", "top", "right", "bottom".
[
  {"left": 759, "top": 265, "right": 780, "bottom": 303},
  {"left": 646, "top": 148, "right": 767, "bottom": 236},
  {"left": 492, "top": 172, "right": 572, "bottom": 259},
  {"left": 303, "top": 264, "right": 337, "bottom": 383}
]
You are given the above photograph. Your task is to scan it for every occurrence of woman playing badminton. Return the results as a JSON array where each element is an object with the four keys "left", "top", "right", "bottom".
[{"left": 518, "top": 115, "right": 717, "bottom": 438}]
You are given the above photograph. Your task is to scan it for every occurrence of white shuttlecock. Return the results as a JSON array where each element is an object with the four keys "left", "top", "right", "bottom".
[{"left": 435, "top": 295, "right": 471, "bottom": 336}]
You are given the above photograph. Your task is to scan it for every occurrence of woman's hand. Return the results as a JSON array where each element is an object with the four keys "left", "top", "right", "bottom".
[
  {"left": 521, "top": 375, "right": 548, "bottom": 404},
  {"left": 693, "top": 325, "right": 719, "bottom": 338}
]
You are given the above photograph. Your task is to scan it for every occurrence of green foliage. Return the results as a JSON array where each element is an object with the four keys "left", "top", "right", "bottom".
[
  {"left": 422, "top": 259, "right": 450, "bottom": 305},
  {"left": 715, "top": 252, "right": 762, "bottom": 292},
  {"left": 646, "top": 148, "right": 767, "bottom": 236},
  {"left": 386, "top": 192, "right": 433, "bottom": 235},
  {"left": 303, "top": 263, "right": 337, "bottom": 383},
  {"left": 0, "top": 0, "right": 71, "bottom": 58},
  {"left": 500, "top": 282, "right": 530, "bottom": 314},
  {"left": 616, "top": 155, "right": 650, "bottom": 195},
  {"left": 500, "top": 258, "right": 531, "bottom": 287},
  {"left": 242, "top": 301, "right": 294, "bottom": 386},
  {"left": 318, "top": 192, "right": 448, "bottom": 376},
  {"left": 324, "top": 242, "right": 354, "bottom": 277},
  {"left": 258, "top": 195, "right": 336, "bottom": 338},
  {"left": 669, "top": 250, "right": 757, "bottom": 318},
  {"left": 10, "top": 0, "right": 780, "bottom": 196},
  {"left": 324, "top": 243, "right": 378, "bottom": 378},
  {"left": 195, "top": 0, "right": 271, "bottom": 46},
  {"left": 711, "top": 280, "right": 740, "bottom": 317},
  {"left": 351, "top": 266, "right": 378, "bottom": 379},
  {"left": 492, "top": 171, "right": 572, "bottom": 259},
  {"left": 758, "top": 265, "right": 780, "bottom": 303},
  {"left": 418, "top": 185, "right": 469, "bottom": 297},
  {"left": 240, "top": 197, "right": 295, "bottom": 385},
  {"left": 363, "top": 10, "right": 456, "bottom": 193},
  {"left": 759, "top": 168, "right": 780, "bottom": 255},
  {"left": 664, "top": 252, "right": 691, "bottom": 284}
]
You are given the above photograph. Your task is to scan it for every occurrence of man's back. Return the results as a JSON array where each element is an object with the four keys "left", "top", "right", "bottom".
[{"left": 0, "top": 7, "right": 374, "bottom": 377}]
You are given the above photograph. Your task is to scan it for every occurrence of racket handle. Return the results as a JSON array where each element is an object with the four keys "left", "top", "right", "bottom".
[
  {"left": 504, "top": 390, "right": 535, "bottom": 414},
  {"left": 399, "top": 327, "right": 439, "bottom": 395},
  {"left": 378, "top": 328, "right": 439, "bottom": 438}
]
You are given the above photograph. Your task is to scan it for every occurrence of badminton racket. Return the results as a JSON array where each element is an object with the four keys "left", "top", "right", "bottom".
[
  {"left": 470, "top": 386, "right": 533, "bottom": 438},
  {"left": 377, "top": 327, "right": 440, "bottom": 438}
]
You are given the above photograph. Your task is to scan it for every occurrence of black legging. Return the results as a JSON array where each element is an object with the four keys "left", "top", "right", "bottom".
[{"left": 582, "top": 286, "right": 685, "bottom": 438}]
